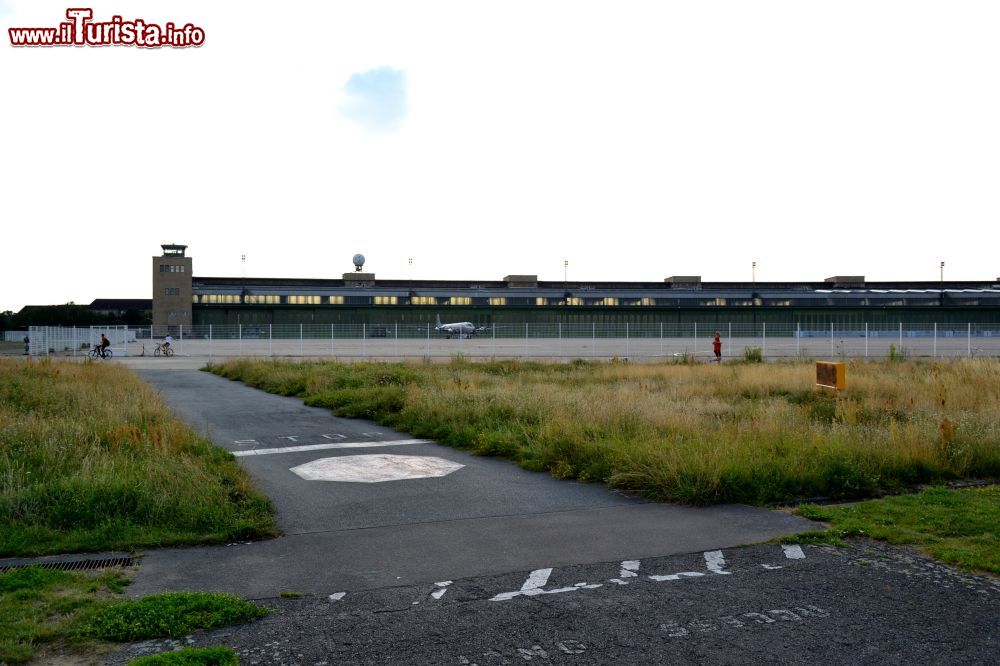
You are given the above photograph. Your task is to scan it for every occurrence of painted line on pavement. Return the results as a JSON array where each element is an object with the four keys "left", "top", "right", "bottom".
[
  {"left": 233, "top": 439, "right": 430, "bottom": 457},
  {"left": 782, "top": 544, "right": 806, "bottom": 559}
]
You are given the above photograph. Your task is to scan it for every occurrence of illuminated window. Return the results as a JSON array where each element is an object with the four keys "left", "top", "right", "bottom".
[
  {"left": 629, "top": 297, "right": 655, "bottom": 306},
  {"left": 535, "top": 297, "right": 549, "bottom": 306},
  {"left": 489, "top": 297, "right": 507, "bottom": 306},
  {"left": 374, "top": 296, "right": 397, "bottom": 305},
  {"left": 245, "top": 295, "right": 280, "bottom": 304},
  {"left": 192, "top": 295, "right": 199, "bottom": 303},
  {"left": 288, "top": 295, "right": 321, "bottom": 305},
  {"left": 329, "top": 296, "right": 345, "bottom": 304},
  {"left": 202, "top": 294, "right": 240, "bottom": 304},
  {"left": 449, "top": 296, "right": 472, "bottom": 305},
  {"left": 599, "top": 297, "right": 619, "bottom": 306},
  {"left": 412, "top": 296, "right": 437, "bottom": 305},
  {"left": 565, "top": 297, "right": 584, "bottom": 306},
  {"left": 701, "top": 298, "right": 727, "bottom": 306}
]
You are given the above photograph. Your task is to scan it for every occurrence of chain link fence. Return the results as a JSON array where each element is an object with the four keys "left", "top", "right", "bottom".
[{"left": 27, "top": 322, "right": 1000, "bottom": 360}]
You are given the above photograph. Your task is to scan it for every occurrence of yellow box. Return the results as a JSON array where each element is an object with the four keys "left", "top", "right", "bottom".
[{"left": 816, "top": 361, "right": 846, "bottom": 390}]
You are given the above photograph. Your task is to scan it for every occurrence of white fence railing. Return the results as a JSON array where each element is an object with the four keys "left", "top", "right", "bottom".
[{"left": 26, "top": 323, "right": 1000, "bottom": 360}]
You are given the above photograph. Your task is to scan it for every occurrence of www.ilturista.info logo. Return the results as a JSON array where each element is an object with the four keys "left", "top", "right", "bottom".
[{"left": 9, "top": 8, "right": 205, "bottom": 48}]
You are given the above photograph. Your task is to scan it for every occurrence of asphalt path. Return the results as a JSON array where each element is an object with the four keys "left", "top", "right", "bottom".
[
  {"left": 111, "top": 540, "right": 1000, "bottom": 665},
  {"left": 128, "top": 368, "right": 815, "bottom": 599}
]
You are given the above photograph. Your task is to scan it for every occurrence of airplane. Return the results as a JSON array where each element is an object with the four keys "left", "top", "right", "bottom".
[{"left": 435, "top": 314, "right": 490, "bottom": 338}]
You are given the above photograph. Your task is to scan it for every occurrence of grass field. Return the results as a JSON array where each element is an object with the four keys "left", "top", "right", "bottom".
[
  {"left": 0, "top": 358, "right": 278, "bottom": 556},
  {"left": 208, "top": 357, "right": 1000, "bottom": 505}
]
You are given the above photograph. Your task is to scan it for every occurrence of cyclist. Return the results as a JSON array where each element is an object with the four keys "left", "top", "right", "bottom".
[
  {"left": 99, "top": 334, "right": 111, "bottom": 358},
  {"left": 163, "top": 334, "right": 174, "bottom": 353}
]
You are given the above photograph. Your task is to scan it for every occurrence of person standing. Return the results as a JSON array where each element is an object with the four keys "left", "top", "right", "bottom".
[{"left": 712, "top": 331, "right": 722, "bottom": 362}]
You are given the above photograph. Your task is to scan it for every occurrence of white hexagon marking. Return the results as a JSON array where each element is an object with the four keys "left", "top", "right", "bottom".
[{"left": 290, "top": 454, "right": 464, "bottom": 483}]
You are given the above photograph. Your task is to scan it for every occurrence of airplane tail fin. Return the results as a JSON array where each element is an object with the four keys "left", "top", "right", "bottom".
[{"left": 435, "top": 314, "right": 442, "bottom": 328}]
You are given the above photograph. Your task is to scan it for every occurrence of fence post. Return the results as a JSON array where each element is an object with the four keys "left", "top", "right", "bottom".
[
  {"left": 395, "top": 322, "right": 399, "bottom": 359},
  {"left": 659, "top": 322, "right": 663, "bottom": 356},
  {"left": 899, "top": 321, "right": 902, "bottom": 352},
  {"left": 694, "top": 322, "right": 697, "bottom": 357},
  {"left": 762, "top": 322, "right": 766, "bottom": 360},
  {"left": 728, "top": 322, "right": 732, "bottom": 360},
  {"left": 830, "top": 321, "right": 834, "bottom": 356},
  {"left": 179, "top": 324, "right": 183, "bottom": 357},
  {"left": 933, "top": 322, "right": 937, "bottom": 358},
  {"left": 558, "top": 322, "right": 562, "bottom": 358},
  {"left": 865, "top": 322, "right": 868, "bottom": 358},
  {"left": 209, "top": 324, "right": 213, "bottom": 358},
  {"left": 796, "top": 322, "right": 800, "bottom": 357},
  {"left": 968, "top": 322, "right": 971, "bottom": 358},
  {"left": 362, "top": 323, "right": 367, "bottom": 359},
  {"left": 331, "top": 324, "right": 335, "bottom": 357},
  {"left": 239, "top": 323, "right": 243, "bottom": 355},
  {"left": 625, "top": 322, "right": 629, "bottom": 359}
]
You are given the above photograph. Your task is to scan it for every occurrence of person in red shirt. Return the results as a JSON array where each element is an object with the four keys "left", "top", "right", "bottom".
[{"left": 712, "top": 331, "right": 722, "bottom": 363}]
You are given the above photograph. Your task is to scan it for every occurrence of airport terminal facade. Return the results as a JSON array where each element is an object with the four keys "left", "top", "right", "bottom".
[{"left": 152, "top": 245, "right": 1000, "bottom": 331}]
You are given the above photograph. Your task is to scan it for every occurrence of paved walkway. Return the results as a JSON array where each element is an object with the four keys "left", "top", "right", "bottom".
[{"left": 126, "top": 366, "right": 815, "bottom": 599}]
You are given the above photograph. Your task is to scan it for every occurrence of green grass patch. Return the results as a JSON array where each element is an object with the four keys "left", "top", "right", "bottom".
[
  {"left": 794, "top": 486, "right": 1000, "bottom": 574},
  {"left": 0, "top": 565, "right": 265, "bottom": 664},
  {"left": 0, "top": 565, "right": 128, "bottom": 664},
  {"left": 0, "top": 358, "right": 278, "bottom": 556},
  {"left": 206, "top": 358, "right": 1000, "bottom": 506},
  {"left": 84, "top": 591, "right": 267, "bottom": 641},
  {"left": 128, "top": 646, "right": 239, "bottom": 665}
]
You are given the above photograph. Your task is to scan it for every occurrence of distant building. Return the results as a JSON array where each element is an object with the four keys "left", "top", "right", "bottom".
[{"left": 150, "top": 245, "right": 1000, "bottom": 330}]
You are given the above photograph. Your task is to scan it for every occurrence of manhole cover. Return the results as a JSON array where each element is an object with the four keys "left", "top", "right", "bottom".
[{"left": 290, "top": 454, "right": 464, "bottom": 483}]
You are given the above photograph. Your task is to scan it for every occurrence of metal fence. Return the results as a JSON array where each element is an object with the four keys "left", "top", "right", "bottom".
[{"left": 27, "top": 322, "right": 1000, "bottom": 360}]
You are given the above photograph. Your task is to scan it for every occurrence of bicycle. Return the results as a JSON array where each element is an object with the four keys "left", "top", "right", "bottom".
[
  {"left": 89, "top": 346, "right": 113, "bottom": 359},
  {"left": 154, "top": 343, "right": 174, "bottom": 357}
]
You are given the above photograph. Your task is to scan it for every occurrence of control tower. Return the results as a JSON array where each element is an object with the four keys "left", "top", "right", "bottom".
[{"left": 152, "top": 244, "right": 193, "bottom": 330}]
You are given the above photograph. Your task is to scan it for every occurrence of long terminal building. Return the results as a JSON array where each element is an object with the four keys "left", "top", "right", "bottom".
[{"left": 152, "top": 245, "right": 1000, "bottom": 331}]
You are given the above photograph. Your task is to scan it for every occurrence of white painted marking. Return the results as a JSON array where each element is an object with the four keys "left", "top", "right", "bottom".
[
  {"left": 762, "top": 564, "right": 783, "bottom": 570},
  {"left": 279, "top": 436, "right": 300, "bottom": 442},
  {"left": 233, "top": 439, "right": 429, "bottom": 457},
  {"left": 290, "top": 454, "right": 464, "bottom": 483},
  {"left": 649, "top": 571, "right": 705, "bottom": 582},
  {"left": 704, "top": 550, "right": 731, "bottom": 575},
  {"left": 361, "top": 432, "right": 384, "bottom": 438},
  {"left": 522, "top": 568, "right": 552, "bottom": 591},
  {"left": 782, "top": 545, "right": 806, "bottom": 560},
  {"left": 328, "top": 592, "right": 346, "bottom": 603},
  {"left": 620, "top": 560, "right": 640, "bottom": 577},
  {"left": 233, "top": 440, "right": 258, "bottom": 446},
  {"left": 490, "top": 568, "right": 602, "bottom": 601},
  {"left": 321, "top": 434, "right": 347, "bottom": 440},
  {"left": 431, "top": 581, "right": 453, "bottom": 600}
]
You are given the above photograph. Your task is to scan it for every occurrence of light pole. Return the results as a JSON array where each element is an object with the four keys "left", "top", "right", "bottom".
[
  {"left": 940, "top": 261, "right": 944, "bottom": 283},
  {"left": 563, "top": 259, "right": 568, "bottom": 283},
  {"left": 752, "top": 261, "right": 756, "bottom": 284}
]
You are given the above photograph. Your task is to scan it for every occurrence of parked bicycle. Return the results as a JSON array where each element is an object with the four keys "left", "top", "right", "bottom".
[
  {"left": 154, "top": 342, "right": 174, "bottom": 357},
  {"left": 89, "top": 346, "right": 112, "bottom": 359}
]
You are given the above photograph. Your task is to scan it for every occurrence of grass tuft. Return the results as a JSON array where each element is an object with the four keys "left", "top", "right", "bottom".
[
  {"left": 84, "top": 591, "right": 267, "bottom": 641},
  {"left": 127, "top": 646, "right": 239, "bottom": 665}
]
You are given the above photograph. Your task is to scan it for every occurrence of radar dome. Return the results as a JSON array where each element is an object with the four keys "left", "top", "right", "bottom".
[{"left": 352, "top": 254, "right": 365, "bottom": 271}]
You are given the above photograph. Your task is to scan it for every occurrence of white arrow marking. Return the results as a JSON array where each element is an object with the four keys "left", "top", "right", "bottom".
[
  {"left": 782, "top": 545, "right": 806, "bottom": 559},
  {"left": 328, "top": 592, "right": 346, "bottom": 603},
  {"left": 431, "top": 581, "right": 453, "bottom": 600}
]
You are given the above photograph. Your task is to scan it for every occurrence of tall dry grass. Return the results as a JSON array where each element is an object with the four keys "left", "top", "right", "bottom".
[
  {"left": 208, "top": 358, "right": 1000, "bottom": 505},
  {"left": 0, "top": 359, "right": 276, "bottom": 556}
]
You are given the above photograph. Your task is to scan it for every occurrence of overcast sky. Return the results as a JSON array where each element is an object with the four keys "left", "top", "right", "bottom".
[{"left": 1, "top": 1, "right": 997, "bottom": 312}]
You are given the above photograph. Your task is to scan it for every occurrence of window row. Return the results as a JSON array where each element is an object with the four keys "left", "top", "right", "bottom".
[
  {"left": 158, "top": 264, "right": 185, "bottom": 272},
  {"left": 190, "top": 294, "right": 984, "bottom": 307}
]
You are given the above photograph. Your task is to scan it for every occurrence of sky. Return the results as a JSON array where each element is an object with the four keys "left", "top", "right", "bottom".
[{"left": 1, "top": 0, "right": 998, "bottom": 312}]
